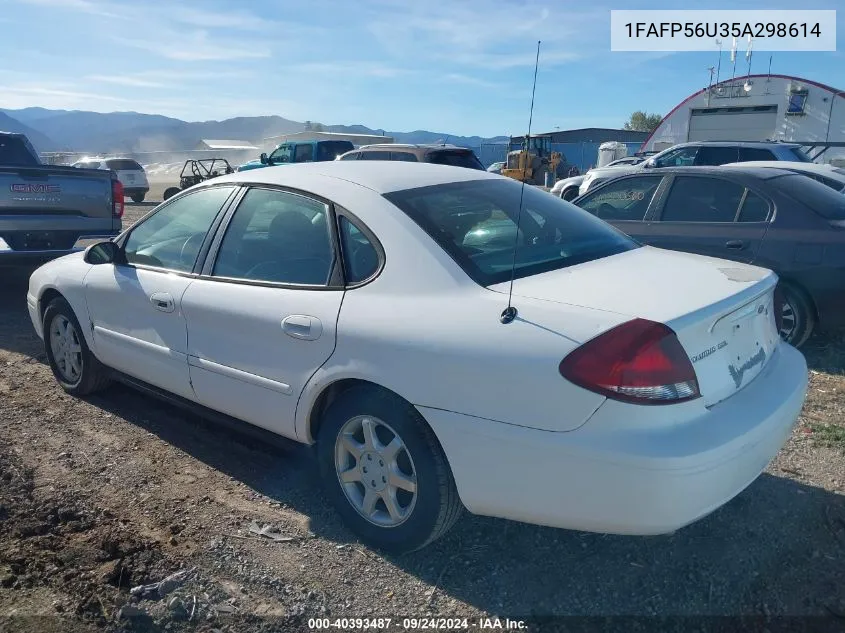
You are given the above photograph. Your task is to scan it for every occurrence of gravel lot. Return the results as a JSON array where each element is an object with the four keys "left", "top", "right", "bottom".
[{"left": 0, "top": 189, "right": 843, "bottom": 632}]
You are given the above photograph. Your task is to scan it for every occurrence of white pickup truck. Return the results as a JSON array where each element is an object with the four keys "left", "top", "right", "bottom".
[{"left": 0, "top": 132, "right": 123, "bottom": 266}]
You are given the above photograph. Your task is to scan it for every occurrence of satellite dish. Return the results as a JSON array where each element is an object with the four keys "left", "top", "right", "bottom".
[{"left": 743, "top": 80, "right": 753, "bottom": 92}]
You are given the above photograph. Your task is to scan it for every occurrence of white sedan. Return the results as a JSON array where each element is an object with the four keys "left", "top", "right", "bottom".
[{"left": 27, "top": 162, "right": 808, "bottom": 553}]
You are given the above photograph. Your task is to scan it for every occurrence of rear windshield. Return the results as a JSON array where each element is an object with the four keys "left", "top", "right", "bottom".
[
  {"left": 0, "top": 136, "right": 39, "bottom": 166},
  {"left": 777, "top": 173, "right": 845, "bottom": 220},
  {"left": 427, "top": 149, "right": 485, "bottom": 170},
  {"left": 106, "top": 159, "right": 143, "bottom": 171},
  {"left": 787, "top": 147, "right": 813, "bottom": 163},
  {"left": 316, "top": 141, "right": 355, "bottom": 161},
  {"left": 384, "top": 179, "right": 638, "bottom": 286}
]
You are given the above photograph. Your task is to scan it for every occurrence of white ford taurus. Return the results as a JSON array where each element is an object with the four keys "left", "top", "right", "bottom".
[{"left": 27, "top": 162, "right": 808, "bottom": 553}]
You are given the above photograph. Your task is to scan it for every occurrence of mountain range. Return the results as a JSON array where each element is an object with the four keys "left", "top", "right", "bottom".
[{"left": 0, "top": 107, "right": 507, "bottom": 154}]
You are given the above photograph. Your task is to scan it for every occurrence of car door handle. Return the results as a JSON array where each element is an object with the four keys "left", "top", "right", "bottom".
[
  {"left": 725, "top": 240, "right": 746, "bottom": 250},
  {"left": 282, "top": 315, "right": 322, "bottom": 341},
  {"left": 149, "top": 292, "right": 175, "bottom": 313}
]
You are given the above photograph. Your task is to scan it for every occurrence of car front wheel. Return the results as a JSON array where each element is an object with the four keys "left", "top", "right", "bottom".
[
  {"left": 43, "top": 297, "right": 111, "bottom": 396},
  {"left": 561, "top": 187, "right": 579, "bottom": 201},
  {"left": 317, "top": 386, "right": 462, "bottom": 553}
]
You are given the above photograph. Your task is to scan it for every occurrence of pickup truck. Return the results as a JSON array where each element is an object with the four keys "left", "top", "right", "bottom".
[
  {"left": 0, "top": 132, "right": 123, "bottom": 266},
  {"left": 238, "top": 139, "right": 354, "bottom": 172}
]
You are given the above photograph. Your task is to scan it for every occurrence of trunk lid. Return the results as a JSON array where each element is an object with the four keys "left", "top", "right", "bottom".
[{"left": 490, "top": 246, "right": 781, "bottom": 406}]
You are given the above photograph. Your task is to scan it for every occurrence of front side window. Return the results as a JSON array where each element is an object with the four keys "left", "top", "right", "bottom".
[
  {"left": 213, "top": 188, "right": 334, "bottom": 285},
  {"left": 294, "top": 144, "right": 314, "bottom": 162},
  {"left": 385, "top": 179, "right": 638, "bottom": 286},
  {"left": 661, "top": 177, "right": 744, "bottom": 223},
  {"left": 653, "top": 146, "right": 699, "bottom": 167},
  {"left": 124, "top": 186, "right": 235, "bottom": 271},
  {"left": 339, "top": 152, "right": 360, "bottom": 161},
  {"left": 575, "top": 176, "right": 663, "bottom": 221},
  {"left": 269, "top": 145, "right": 291, "bottom": 163}
]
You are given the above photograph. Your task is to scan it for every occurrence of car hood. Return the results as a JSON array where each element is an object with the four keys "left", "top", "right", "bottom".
[{"left": 488, "top": 245, "right": 774, "bottom": 326}]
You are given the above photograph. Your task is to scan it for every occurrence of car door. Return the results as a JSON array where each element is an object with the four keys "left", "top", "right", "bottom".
[
  {"left": 180, "top": 186, "right": 345, "bottom": 440},
  {"left": 573, "top": 174, "right": 666, "bottom": 241},
  {"left": 646, "top": 174, "right": 770, "bottom": 263},
  {"left": 83, "top": 186, "right": 238, "bottom": 400}
]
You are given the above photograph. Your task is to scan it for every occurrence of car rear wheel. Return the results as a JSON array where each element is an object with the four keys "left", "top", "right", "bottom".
[
  {"left": 317, "top": 386, "right": 462, "bottom": 553},
  {"left": 163, "top": 187, "right": 181, "bottom": 201},
  {"left": 775, "top": 282, "right": 814, "bottom": 348},
  {"left": 43, "top": 298, "right": 111, "bottom": 396},
  {"left": 130, "top": 193, "right": 145, "bottom": 203}
]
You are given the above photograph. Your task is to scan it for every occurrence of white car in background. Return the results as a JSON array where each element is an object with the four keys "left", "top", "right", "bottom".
[
  {"left": 26, "top": 162, "right": 808, "bottom": 553},
  {"left": 551, "top": 156, "right": 645, "bottom": 201},
  {"left": 72, "top": 157, "right": 150, "bottom": 203},
  {"left": 723, "top": 160, "right": 845, "bottom": 192}
]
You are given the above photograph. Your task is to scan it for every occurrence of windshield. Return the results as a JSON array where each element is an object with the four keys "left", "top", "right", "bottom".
[
  {"left": 427, "top": 150, "right": 485, "bottom": 170},
  {"left": 778, "top": 174, "right": 845, "bottom": 220},
  {"left": 384, "top": 179, "right": 638, "bottom": 286},
  {"left": 787, "top": 147, "right": 813, "bottom": 163}
]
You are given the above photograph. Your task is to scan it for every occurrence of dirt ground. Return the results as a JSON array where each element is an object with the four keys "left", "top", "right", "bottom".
[{"left": 0, "top": 197, "right": 843, "bottom": 632}]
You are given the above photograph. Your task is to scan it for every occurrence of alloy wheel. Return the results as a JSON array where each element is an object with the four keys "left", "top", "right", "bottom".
[{"left": 49, "top": 315, "right": 83, "bottom": 384}]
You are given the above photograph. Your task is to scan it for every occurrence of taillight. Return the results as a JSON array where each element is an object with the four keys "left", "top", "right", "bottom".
[
  {"left": 559, "top": 318, "right": 700, "bottom": 405},
  {"left": 112, "top": 179, "right": 124, "bottom": 218}
]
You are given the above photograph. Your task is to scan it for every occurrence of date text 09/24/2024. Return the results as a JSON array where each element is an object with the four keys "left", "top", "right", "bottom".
[{"left": 307, "top": 618, "right": 528, "bottom": 630}]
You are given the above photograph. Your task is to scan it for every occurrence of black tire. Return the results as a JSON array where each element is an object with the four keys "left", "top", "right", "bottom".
[
  {"left": 775, "top": 282, "right": 815, "bottom": 348},
  {"left": 130, "top": 193, "right": 145, "bottom": 203},
  {"left": 162, "top": 187, "right": 181, "bottom": 201},
  {"left": 561, "top": 187, "right": 579, "bottom": 201},
  {"left": 43, "top": 297, "right": 111, "bottom": 396},
  {"left": 317, "top": 386, "right": 463, "bottom": 554}
]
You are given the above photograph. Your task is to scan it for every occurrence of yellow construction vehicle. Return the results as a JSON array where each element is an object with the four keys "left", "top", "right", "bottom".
[{"left": 501, "top": 134, "right": 563, "bottom": 186}]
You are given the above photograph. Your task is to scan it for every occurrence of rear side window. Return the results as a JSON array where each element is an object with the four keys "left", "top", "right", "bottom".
[
  {"left": 106, "top": 159, "right": 143, "bottom": 171},
  {"left": 737, "top": 190, "right": 771, "bottom": 222},
  {"left": 661, "top": 176, "right": 744, "bottom": 222},
  {"left": 359, "top": 151, "right": 388, "bottom": 160},
  {"left": 427, "top": 150, "right": 484, "bottom": 170},
  {"left": 738, "top": 148, "right": 776, "bottom": 162},
  {"left": 787, "top": 147, "right": 812, "bottom": 163},
  {"left": 576, "top": 176, "right": 662, "bottom": 221},
  {"left": 694, "top": 146, "right": 739, "bottom": 165},
  {"left": 294, "top": 144, "right": 314, "bottom": 162},
  {"left": 316, "top": 142, "right": 354, "bottom": 161},
  {"left": 339, "top": 216, "right": 379, "bottom": 283},
  {"left": 777, "top": 174, "right": 845, "bottom": 220},
  {"left": 391, "top": 152, "right": 418, "bottom": 162},
  {"left": 384, "top": 179, "right": 638, "bottom": 286}
]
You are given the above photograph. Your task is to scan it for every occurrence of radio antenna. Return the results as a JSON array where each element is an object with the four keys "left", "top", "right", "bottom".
[{"left": 500, "top": 40, "right": 541, "bottom": 325}]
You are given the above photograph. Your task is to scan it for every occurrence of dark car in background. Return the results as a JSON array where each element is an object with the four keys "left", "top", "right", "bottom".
[
  {"left": 338, "top": 144, "right": 485, "bottom": 170},
  {"left": 571, "top": 166, "right": 845, "bottom": 347}
]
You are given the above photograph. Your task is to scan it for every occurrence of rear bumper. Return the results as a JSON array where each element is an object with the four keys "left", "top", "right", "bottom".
[
  {"left": 422, "top": 343, "right": 808, "bottom": 535},
  {"left": 0, "top": 233, "right": 118, "bottom": 267}
]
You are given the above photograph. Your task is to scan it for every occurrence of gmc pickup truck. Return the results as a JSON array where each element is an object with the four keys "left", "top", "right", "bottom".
[{"left": 0, "top": 131, "right": 123, "bottom": 266}]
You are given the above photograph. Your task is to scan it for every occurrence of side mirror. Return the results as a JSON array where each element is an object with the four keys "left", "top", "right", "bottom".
[
  {"left": 260, "top": 153, "right": 269, "bottom": 165},
  {"left": 83, "top": 240, "right": 120, "bottom": 265}
]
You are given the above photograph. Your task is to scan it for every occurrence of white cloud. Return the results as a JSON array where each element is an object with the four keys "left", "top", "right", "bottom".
[
  {"left": 117, "top": 32, "right": 271, "bottom": 62},
  {"left": 292, "top": 61, "right": 410, "bottom": 78},
  {"left": 85, "top": 75, "right": 166, "bottom": 89},
  {"left": 441, "top": 73, "right": 503, "bottom": 89}
]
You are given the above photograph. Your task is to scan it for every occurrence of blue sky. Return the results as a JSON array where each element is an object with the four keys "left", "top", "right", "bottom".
[{"left": 0, "top": 0, "right": 842, "bottom": 137}]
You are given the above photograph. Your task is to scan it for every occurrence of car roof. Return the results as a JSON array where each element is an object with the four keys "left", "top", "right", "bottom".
[
  {"left": 210, "top": 160, "right": 497, "bottom": 194},
  {"left": 353, "top": 143, "right": 471, "bottom": 151},
  {"left": 723, "top": 160, "right": 845, "bottom": 176},
  {"left": 666, "top": 140, "right": 802, "bottom": 149},
  {"left": 608, "top": 165, "right": 798, "bottom": 180}
]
